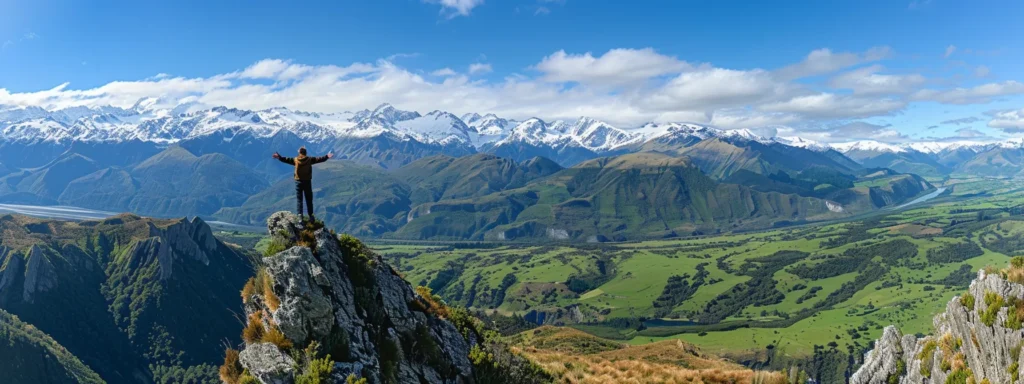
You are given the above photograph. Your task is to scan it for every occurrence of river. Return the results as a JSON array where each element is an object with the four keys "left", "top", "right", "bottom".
[
  {"left": 0, "top": 203, "right": 262, "bottom": 231},
  {"left": 894, "top": 187, "right": 947, "bottom": 209}
]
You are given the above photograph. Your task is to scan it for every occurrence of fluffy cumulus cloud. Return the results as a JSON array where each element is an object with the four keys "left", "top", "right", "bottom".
[
  {"left": 468, "top": 63, "right": 492, "bottom": 75},
  {"left": 774, "top": 47, "right": 890, "bottom": 80},
  {"left": 829, "top": 65, "right": 926, "bottom": 95},
  {"left": 535, "top": 48, "right": 690, "bottom": 87},
  {"left": 760, "top": 93, "right": 906, "bottom": 119},
  {"left": 804, "top": 121, "right": 908, "bottom": 142},
  {"left": 911, "top": 81, "right": 1024, "bottom": 104},
  {"left": 988, "top": 108, "right": 1024, "bottom": 132},
  {"left": 1, "top": 46, "right": 1023, "bottom": 142}
]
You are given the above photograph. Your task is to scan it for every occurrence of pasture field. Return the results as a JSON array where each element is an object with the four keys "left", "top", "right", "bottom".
[{"left": 372, "top": 179, "right": 1024, "bottom": 359}]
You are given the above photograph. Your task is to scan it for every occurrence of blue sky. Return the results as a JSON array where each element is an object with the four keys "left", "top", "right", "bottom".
[{"left": 1, "top": 0, "right": 1023, "bottom": 142}]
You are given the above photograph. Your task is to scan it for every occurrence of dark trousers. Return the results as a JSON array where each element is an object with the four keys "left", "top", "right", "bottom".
[{"left": 295, "top": 180, "right": 314, "bottom": 217}]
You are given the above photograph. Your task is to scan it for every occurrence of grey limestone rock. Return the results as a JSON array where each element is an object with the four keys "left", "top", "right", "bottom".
[
  {"left": 234, "top": 212, "right": 478, "bottom": 384},
  {"left": 853, "top": 269, "right": 1024, "bottom": 383}
]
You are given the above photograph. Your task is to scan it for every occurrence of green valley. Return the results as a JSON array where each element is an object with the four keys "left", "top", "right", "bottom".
[{"left": 373, "top": 177, "right": 1024, "bottom": 366}]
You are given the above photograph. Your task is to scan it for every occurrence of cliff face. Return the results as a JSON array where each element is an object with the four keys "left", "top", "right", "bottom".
[
  {"left": 0, "top": 213, "right": 254, "bottom": 383},
  {"left": 227, "top": 212, "right": 549, "bottom": 384},
  {"left": 853, "top": 266, "right": 1024, "bottom": 383}
]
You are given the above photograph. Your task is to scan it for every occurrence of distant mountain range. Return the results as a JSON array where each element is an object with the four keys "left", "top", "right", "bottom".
[
  {"left": 0, "top": 101, "right": 967, "bottom": 240},
  {"left": 3, "top": 101, "right": 1020, "bottom": 176}
]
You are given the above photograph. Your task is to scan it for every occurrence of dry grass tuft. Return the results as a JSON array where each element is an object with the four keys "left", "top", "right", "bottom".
[
  {"left": 263, "top": 326, "right": 293, "bottom": 351},
  {"left": 219, "top": 348, "right": 243, "bottom": 384},
  {"left": 521, "top": 347, "right": 786, "bottom": 384},
  {"left": 242, "top": 312, "right": 265, "bottom": 344},
  {"left": 516, "top": 331, "right": 787, "bottom": 384},
  {"left": 252, "top": 268, "right": 280, "bottom": 311}
]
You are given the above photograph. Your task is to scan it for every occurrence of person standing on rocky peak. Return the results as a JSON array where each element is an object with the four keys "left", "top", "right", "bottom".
[{"left": 273, "top": 147, "right": 333, "bottom": 222}]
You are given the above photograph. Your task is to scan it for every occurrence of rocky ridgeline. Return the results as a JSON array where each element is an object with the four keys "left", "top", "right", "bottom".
[
  {"left": 852, "top": 263, "right": 1024, "bottom": 383},
  {"left": 222, "top": 212, "right": 549, "bottom": 384}
]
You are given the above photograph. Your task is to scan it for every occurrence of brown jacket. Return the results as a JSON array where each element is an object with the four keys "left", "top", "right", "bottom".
[{"left": 277, "top": 154, "right": 329, "bottom": 180}]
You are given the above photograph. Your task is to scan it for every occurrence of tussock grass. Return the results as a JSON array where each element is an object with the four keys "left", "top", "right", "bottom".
[
  {"left": 263, "top": 327, "right": 293, "bottom": 351},
  {"left": 219, "top": 348, "right": 243, "bottom": 384},
  {"left": 242, "top": 312, "right": 265, "bottom": 344},
  {"left": 520, "top": 347, "right": 786, "bottom": 384}
]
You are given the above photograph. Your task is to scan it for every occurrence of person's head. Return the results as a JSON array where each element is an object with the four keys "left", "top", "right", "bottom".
[{"left": 298, "top": 147, "right": 307, "bottom": 156}]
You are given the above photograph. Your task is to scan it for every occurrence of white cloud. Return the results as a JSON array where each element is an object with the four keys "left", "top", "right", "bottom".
[
  {"left": 642, "top": 68, "right": 789, "bottom": 111},
  {"left": 535, "top": 48, "right": 690, "bottom": 87},
  {"left": 988, "top": 108, "right": 1024, "bottom": 132},
  {"left": 829, "top": 65, "right": 927, "bottom": 95},
  {"left": 1, "top": 46, "right": 1022, "bottom": 142},
  {"left": 430, "top": 68, "right": 457, "bottom": 77},
  {"left": 760, "top": 93, "right": 906, "bottom": 118},
  {"left": 944, "top": 45, "right": 957, "bottom": 58},
  {"left": 774, "top": 46, "right": 890, "bottom": 80},
  {"left": 535, "top": 6, "right": 550, "bottom": 15},
  {"left": 975, "top": 65, "right": 991, "bottom": 77},
  {"left": 423, "top": 0, "right": 485, "bottom": 18},
  {"left": 468, "top": 63, "right": 492, "bottom": 75},
  {"left": 911, "top": 81, "right": 1024, "bottom": 104}
]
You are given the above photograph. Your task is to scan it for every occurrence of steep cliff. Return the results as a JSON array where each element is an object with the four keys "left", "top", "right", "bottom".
[
  {"left": 853, "top": 259, "right": 1024, "bottom": 383},
  {"left": 0, "top": 213, "right": 253, "bottom": 383},
  {"left": 221, "top": 212, "right": 551, "bottom": 384}
]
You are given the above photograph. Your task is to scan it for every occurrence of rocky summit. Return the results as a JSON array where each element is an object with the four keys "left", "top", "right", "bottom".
[
  {"left": 852, "top": 261, "right": 1024, "bottom": 383},
  {"left": 222, "top": 211, "right": 549, "bottom": 384}
]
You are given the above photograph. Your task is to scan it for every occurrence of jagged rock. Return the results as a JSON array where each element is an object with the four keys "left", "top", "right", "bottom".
[
  {"left": 263, "top": 246, "right": 334, "bottom": 343},
  {"left": 22, "top": 245, "right": 57, "bottom": 303},
  {"left": 853, "top": 269, "right": 1024, "bottom": 383},
  {"left": 235, "top": 212, "right": 479, "bottom": 384},
  {"left": 240, "top": 343, "right": 296, "bottom": 384},
  {"left": 0, "top": 246, "right": 19, "bottom": 295},
  {"left": 267, "top": 212, "right": 303, "bottom": 243}
]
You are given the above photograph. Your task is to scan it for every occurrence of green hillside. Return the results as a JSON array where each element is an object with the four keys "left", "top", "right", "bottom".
[
  {"left": 0, "top": 308, "right": 103, "bottom": 384},
  {"left": 0, "top": 213, "right": 252, "bottom": 383},
  {"left": 394, "top": 153, "right": 562, "bottom": 205},
  {"left": 376, "top": 178, "right": 1024, "bottom": 362},
  {"left": 59, "top": 146, "right": 269, "bottom": 216},
  {"left": 642, "top": 137, "right": 860, "bottom": 180},
  {"left": 220, "top": 152, "right": 933, "bottom": 241}
]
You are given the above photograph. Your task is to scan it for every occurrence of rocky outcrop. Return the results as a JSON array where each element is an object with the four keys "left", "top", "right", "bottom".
[
  {"left": 852, "top": 268, "right": 1024, "bottom": 383},
  {"left": 116, "top": 216, "right": 219, "bottom": 280},
  {"left": 230, "top": 212, "right": 547, "bottom": 384},
  {"left": 21, "top": 245, "right": 58, "bottom": 303}
]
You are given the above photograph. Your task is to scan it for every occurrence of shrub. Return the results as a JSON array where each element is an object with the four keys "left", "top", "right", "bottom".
[
  {"left": 960, "top": 293, "right": 975, "bottom": 310},
  {"left": 980, "top": 291, "right": 1004, "bottom": 327},
  {"left": 264, "top": 239, "right": 288, "bottom": 257},
  {"left": 219, "top": 348, "right": 243, "bottom": 384},
  {"left": 295, "top": 355, "right": 333, "bottom": 384},
  {"left": 346, "top": 375, "right": 368, "bottom": 384},
  {"left": 238, "top": 372, "right": 258, "bottom": 384},
  {"left": 918, "top": 340, "right": 937, "bottom": 377}
]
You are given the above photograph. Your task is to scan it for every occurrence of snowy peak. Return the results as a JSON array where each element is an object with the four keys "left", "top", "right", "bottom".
[
  {"left": 772, "top": 136, "right": 832, "bottom": 152},
  {"left": 567, "top": 117, "right": 642, "bottom": 151},
  {"left": 394, "top": 110, "right": 473, "bottom": 145},
  {"left": 831, "top": 140, "right": 908, "bottom": 154},
  {"left": 369, "top": 103, "right": 420, "bottom": 124}
]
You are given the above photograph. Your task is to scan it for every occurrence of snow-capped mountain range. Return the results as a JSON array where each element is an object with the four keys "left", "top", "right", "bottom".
[{"left": 0, "top": 101, "right": 1018, "bottom": 156}]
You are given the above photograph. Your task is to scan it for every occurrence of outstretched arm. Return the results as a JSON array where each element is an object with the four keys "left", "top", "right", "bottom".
[
  {"left": 273, "top": 152, "right": 294, "bottom": 164},
  {"left": 312, "top": 152, "right": 334, "bottom": 164}
]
